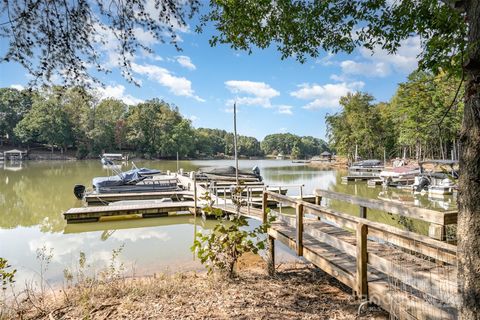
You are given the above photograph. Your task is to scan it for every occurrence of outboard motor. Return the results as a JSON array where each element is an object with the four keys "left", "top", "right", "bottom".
[
  {"left": 101, "top": 157, "right": 114, "bottom": 166},
  {"left": 415, "top": 176, "right": 430, "bottom": 192},
  {"left": 73, "top": 184, "right": 86, "bottom": 200},
  {"left": 252, "top": 166, "right": 262, "bottom": 181}
]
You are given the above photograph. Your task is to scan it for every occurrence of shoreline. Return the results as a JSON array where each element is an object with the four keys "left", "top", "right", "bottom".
[{"left": 1, "top": 258, "right": 387, "bottom": 320}]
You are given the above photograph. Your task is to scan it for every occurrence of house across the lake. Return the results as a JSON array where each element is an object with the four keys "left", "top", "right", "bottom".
[{"left": 311, "top": 151, "right": 332, "bottom": 162}]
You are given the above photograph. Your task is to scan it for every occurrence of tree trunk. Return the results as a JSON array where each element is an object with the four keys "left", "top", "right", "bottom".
[{"left": 458, "top": 1, "right": 480, "bottom": 319}]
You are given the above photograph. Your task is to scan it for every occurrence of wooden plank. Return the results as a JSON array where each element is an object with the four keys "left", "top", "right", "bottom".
[
  {"left": 268, "top": 225, "right": 356, "bottom": 288},
  {"left": 84, "top": 191, "right": 194, "bottom": 204},
  {"left": 356, "top": 223, "right": 368, "bottom": 299},
  {"left": 314, "top": 189, "right": 457, "bottom": 225}
]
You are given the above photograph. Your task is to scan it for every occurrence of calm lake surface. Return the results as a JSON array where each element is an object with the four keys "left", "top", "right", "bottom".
[{"left": 0, "top": 159, "right": 456, "bottom": 288}]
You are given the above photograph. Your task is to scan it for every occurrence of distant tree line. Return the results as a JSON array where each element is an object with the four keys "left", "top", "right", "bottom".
[
  {"left": 0, "top": 87, "right": 328, "bottom": 159},
  {"left": 261, "top": 133, "right": 329, "bottom": 159},
  {"left": 326, "top": 70, "right": 463, "bottom": 162}
]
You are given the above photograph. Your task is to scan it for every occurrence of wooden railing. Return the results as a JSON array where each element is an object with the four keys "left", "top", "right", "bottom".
[
  {"left": 314, "top": 189, "right": 458, "bottom": 241},
  {"left": 262, "top": 190, "right": 458, "bottom": 318}
]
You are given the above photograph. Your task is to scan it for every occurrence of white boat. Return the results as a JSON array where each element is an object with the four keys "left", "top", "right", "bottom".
[
  {"left": 412, "top": 160, "right": 458, "bottom": 195},
  {"left": 379, "top": 165, "right": 420, "bottom": 187}
]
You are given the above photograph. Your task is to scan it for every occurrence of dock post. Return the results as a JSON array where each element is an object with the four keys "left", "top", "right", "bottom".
[
  {"left": 296, "top": 203, "right": 304, "bottom": 256},
  {"left": 359, "top": 205, "right": 367, "bottom": 219},
  {"left": 223, "top": 187, "right": 227, "bottom": 209},
  {"left": 315, "top": 195, "right": 322, "bottom": 206},
  {"left": 267, "top": 235, "right": 275, "bottom": 276},
  {"left": 299, "top": 185, "right": 303, "bottom": 201},
  {"left": 213, "top": 181, "right": 218, "bottom": 205},
  {"left": 193, "top": 175, "right": 197, "bottom": 216},
  {"left": 355, "top": 223, "right": 368, "bottom": 299}
]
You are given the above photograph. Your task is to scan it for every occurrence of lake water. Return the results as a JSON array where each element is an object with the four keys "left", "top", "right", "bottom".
[{"left": 0, "top": 160, "right": 456, "bottom": 289}]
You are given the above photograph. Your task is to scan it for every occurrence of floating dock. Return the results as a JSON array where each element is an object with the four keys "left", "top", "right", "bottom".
[
  {"left": 341, "top": 175, "right": 379, "bottom": 183},
  {"left": 64, "top": 201, "right": 196, "bottom": 223}
]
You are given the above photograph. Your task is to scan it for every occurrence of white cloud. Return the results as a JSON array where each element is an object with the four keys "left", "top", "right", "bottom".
[
  {"left": 96, "top": 84, "right": 144, "bottom": 105},
  {"left": 338, "top": 36, "right": 420, "bottom": 78},
  {"left": 132, "top": 62, "right": 204, "bottom": 102},
  {"left": 10, "top": 84, "right": 24, "bottom": 90},
  {"left": 277, "top": 105, "right": 293, "bottom": 115},
  {"left": 225, "top": 80, "right": 280, "bottom": 108},
  {"left": 340, "top": 60, "right": 390, "bottom": 77},
  {"left": 176, "top": 55, "right": 196, "bottom": 70},
  {"left": 291, "top": 81, "right": 365, "bottom": 109}
]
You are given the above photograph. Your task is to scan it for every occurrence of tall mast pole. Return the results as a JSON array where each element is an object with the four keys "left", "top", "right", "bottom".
[{"left": 233, "top": 102, "right": 239, "bottom": 185}]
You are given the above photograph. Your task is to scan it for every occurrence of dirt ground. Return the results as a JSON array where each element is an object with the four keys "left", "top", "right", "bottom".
[{"left": 2, "top": 255, "right": 388, "bottom": 320}]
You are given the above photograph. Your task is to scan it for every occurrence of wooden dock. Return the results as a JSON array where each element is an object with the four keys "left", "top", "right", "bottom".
[
  {"left": 64, "top": 201, "right": 195, "bottom": 223},
  {"left": 63, "top": 169, "right": 462, "bottom": 319},
  {"left": 262, "top": 191, "right": 459, "bottom": 319}
]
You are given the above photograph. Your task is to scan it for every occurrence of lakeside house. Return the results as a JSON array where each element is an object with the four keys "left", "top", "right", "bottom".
[{"left": 311, "top": 151, "right": 333, "bottom": 162}]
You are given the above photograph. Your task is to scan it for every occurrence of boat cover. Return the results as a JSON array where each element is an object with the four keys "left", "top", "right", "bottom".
[
  {"left": 200, "top": 166, "right": 258, "bottom": 177},
  {"left": 93, "top": 168, "right": 161, "bottom": 189},
  {"left": 352, "top": 159, "right": 383, "bottom": 167}
]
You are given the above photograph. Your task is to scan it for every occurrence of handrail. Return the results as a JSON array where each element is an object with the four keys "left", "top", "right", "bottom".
[
  {"left": 264, "top": 190, "right": 457, "bottom": 263},
  {"left": 314, "top": 189, "right": 457, "bottom": 226}
]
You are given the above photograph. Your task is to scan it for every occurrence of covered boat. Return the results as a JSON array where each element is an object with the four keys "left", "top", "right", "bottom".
[
  {"left": 196, "top": 166, "right": 262, "bottom": 182},
  {"left": 74, "top": 165, "right": 176, "bottom": 199},
  {"left": 348, "top": 159, "right": 384, "bottom": 172},
  {"left": 379, "top": 165, "right": 420, "bottom": 187}
]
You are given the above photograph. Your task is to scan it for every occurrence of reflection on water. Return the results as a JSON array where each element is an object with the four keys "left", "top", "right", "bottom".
[{"left": 0, "top": 160, "right": 457, "bottom": 289}]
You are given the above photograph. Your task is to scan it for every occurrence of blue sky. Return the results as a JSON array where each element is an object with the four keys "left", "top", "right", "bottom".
[{"left": 0, "top": 11, "right": 421, "bottom": 141}]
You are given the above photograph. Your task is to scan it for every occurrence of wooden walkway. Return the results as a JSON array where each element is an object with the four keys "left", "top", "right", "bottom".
[{"left": 262, "top": 191, "right": 458, "bottom": 319}]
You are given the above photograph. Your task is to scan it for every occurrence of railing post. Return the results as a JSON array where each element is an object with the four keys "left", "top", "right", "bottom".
[
  {"left": 359, "top": 205, "right": 367, "bottom": 219},
  {"left": 428, "top": 223, "right": 446, "bottom": 241},
  {"left": 299, "top": 185, "right": 303, "bottom": 201},
  {"left": 296, "top": 203, "right": 304, "bottom": 256},
  {"left": 262, "top": 191, "right": 268, "bottom": 223},
  {"left": 247, "top": 187, "right": 251, "bottom": 215},
  {"left": 356, "top": 223, "right": 368, "bottom": 299}
]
